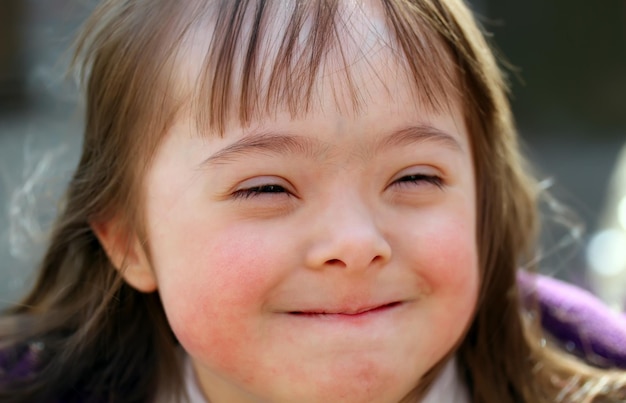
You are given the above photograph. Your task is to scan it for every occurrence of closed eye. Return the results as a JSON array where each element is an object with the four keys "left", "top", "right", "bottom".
[
  {"left": 393, "top": 174, "right": 444, "bottom": 189},
  {"left": 232, "top": 184, "right": 290, "bottom": 199}
]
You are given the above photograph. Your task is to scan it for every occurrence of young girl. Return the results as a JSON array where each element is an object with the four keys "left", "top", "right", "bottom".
[{"left": 1, "top": 0, "right": 625, "bottom": 402}]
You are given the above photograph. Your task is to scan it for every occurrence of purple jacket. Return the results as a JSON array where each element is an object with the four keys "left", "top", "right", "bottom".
[
  {"left": 2, "top": 272, "right": 626, "bottom": 401},
  {"left": 517, "top": 271, "right": 626, "bottom": 368}
]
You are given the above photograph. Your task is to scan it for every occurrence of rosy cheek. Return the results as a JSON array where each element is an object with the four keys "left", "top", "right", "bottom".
[
  {"left": 415, "top": 212, "right": 479, "bottom": 296},
  {"left": 155, "top": 226, "right": 279, "bottom": 368}
]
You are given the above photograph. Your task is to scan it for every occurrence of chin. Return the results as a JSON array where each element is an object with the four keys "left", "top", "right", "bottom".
[{"left": 260, "top": 358, "right": 423, "bottom": 403}]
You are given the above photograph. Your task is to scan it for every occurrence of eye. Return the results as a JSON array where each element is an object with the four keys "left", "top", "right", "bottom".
[
  {"left": 393, "top": 173, "right": 444, "bottom": 190},
  {"left": 231, "top": 180, "right": 292, "bottom": 200}
]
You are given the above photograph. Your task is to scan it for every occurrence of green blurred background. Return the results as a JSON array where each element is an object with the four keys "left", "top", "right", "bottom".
[{"left": 485, "top": 0, "right": 626, "bottom": 138}]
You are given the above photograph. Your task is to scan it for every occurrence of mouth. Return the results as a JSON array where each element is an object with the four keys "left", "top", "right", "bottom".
[{"left": 288, "top": 301, "right": 403, "bottom": 317}]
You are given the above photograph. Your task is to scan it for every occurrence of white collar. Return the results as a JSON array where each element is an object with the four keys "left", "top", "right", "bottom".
[
  {"left": 181, "top": 356, "right": 469, "bottom": 403},
  {"left": 183, "top": 355, "right": 209, "bottom": 403},
  {"left": 421, "top": 357, "right": 470, "bottom": 403}
]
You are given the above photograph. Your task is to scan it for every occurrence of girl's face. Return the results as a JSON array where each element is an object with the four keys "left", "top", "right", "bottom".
[{"left": 139, "top": 11, "right": 479, "bottom": 403}]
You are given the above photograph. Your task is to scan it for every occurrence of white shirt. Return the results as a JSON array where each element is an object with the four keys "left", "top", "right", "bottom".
[
  {"left": 420, "top": 358, "right": 470, "bottom": 403},
  {"left": 181, "top": 356, "right": 470, "bottom": 403}
]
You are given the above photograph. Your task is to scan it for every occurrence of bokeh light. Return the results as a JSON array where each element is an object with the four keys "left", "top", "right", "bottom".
[
  {"left": 587, "top": 229, "right": 626, "bottom": 277},
  {"left": 618, "top": 196, "right": 626, "bottom": 230}
]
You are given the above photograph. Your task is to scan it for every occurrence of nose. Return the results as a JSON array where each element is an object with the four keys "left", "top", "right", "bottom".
[{"left": 304, "top": 197, "right": 392, "bottom": 271}]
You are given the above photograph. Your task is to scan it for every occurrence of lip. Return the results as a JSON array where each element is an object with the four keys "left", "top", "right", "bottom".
[{"left": 288, "top": 301, "right": 404, "bottom": 317}]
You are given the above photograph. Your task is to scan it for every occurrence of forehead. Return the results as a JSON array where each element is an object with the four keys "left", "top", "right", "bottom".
[{"left": 166, "top": 0, "right": 462, "bottom": 135}]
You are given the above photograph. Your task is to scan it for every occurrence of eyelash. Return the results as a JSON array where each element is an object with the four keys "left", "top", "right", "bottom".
[
  {"left": 231, "top": 174, "right": 443, "bottom": 200},
  {"left": 393, "top": 174, "right": 444, "bottom": 189},
  {"left": 232, "top": 184, "right": 289, "bottom": 199}
]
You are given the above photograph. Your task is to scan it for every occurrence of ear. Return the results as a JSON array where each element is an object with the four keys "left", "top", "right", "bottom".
[{"left": 91, "top": 218, "right": 158, "bottom": 293}]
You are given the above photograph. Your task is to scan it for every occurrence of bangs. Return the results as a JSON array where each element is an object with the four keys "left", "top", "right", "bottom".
[
  {"left": 72, "top": 0, "right": 468, "bottom": 174},
  {"left": 167, "top": 0, "right": 463, "bottom": 135}
]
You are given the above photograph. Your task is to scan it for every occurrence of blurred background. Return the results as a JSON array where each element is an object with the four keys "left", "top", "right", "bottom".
[{"left": 0, "top": 0, "right": 625, "bottom": 309}]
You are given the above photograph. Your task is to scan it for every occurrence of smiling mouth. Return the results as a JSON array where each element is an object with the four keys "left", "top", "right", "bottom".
[{"left": 289, "top": 301, "right": 403, "bottom": 317}]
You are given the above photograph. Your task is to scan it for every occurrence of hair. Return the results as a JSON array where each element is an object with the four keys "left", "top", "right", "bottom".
[{"left": 1, "top": 0, "right": 625, "bottom": 402}]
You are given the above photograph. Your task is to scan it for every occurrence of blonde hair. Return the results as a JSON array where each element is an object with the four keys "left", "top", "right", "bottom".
[{"left": 1, "top": 0, "right": 625, "bottom": 401}]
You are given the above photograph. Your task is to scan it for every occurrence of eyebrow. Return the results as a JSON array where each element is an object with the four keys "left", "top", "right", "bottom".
[
  {"left": 200, "top": 133, "right": 321, "bottom": 166},
  {"left": 200, "top": 124, "right": 464, "bottom": 167},
  {"left": 375, "top": 125, "right": 464, "bottom": 153}
]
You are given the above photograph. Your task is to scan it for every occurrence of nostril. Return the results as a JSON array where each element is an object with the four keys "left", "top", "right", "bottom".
[
  {"left": 372, "top": 255, "right": 384, "bottom": 264},
  {"left": 326, "top": 258, "right": 344, "bottom": 266}
]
